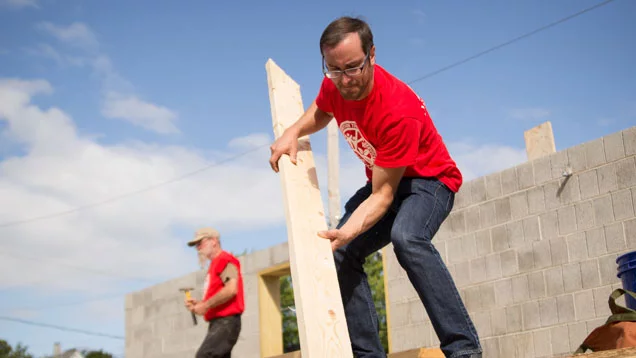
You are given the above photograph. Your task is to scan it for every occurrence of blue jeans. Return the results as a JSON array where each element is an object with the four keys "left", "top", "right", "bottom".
[{"left": 334, "top": 177, "right": 482, "bottom": 358}]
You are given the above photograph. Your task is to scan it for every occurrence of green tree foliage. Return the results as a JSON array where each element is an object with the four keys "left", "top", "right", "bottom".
[
  {"left": 279, "top": 250, "right": 388, "bottom": 353},
  {"left": 82, "top": 349, "right": 114, "bottom": 358},
  {"left": 0, "top": 340, "right": 34, "bottom": 358}
]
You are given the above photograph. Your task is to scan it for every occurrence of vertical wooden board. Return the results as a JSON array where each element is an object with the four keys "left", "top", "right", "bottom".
[
  {"left": 524, "top": 121, "right": 556, "bottom": 161},
  {"left": 265, "top": 58, "right": 353, "bottom": 357},
  {"left": 258, "top": 275, "right": 283, "bottom": 357},
  {"left": 327, "top": 120, "right": 341, "bottom": 229}
]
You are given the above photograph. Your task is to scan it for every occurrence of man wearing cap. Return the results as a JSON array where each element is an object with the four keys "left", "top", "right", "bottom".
[{"left": 185, "top": 227, "right": 245, "bottom": 358}]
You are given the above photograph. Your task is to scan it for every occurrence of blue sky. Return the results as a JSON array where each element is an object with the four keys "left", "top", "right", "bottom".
[{"left": 0, "top": 0, "right": 634, "bottom": 356}]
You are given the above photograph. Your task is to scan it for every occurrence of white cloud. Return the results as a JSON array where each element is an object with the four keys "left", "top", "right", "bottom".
[
  {"left": 101, "top": 93, "right": 179, "bottom": 134},
  {"left": 508, "top": 107, "right": 551, "bottom": 121},
  {"left": 25, "top": 43, "right": 86, "bottom": 67},
  {"left": 448, "top": 141, "right": 527, "bottom": 181},
  {"left": 37, "top": 22, "right": 98, "bottom": 51},
  {"left": 0, "top": 0, "right": 38, "bottom": 9}
]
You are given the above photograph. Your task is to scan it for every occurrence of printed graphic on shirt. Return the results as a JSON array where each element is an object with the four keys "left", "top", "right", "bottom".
[{"left": 340, "top": 121, "right": 376, "bottom": 170}]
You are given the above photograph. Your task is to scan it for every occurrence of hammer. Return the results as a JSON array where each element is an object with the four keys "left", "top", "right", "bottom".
[{"left": 180, "top": 287, "right": 198, "bottom": 325}]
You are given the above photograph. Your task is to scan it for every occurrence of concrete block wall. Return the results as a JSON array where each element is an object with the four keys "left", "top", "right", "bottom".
[
  {"left": 385, "top": 125, "right": 636, "bottom": 357},
  {"left": 124, "top": 242, "right": 290, "bottom": 358}
]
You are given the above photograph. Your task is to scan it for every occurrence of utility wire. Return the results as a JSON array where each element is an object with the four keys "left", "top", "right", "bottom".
[
  {"left": 0, "top": 315, "right": 124, "bottom": 340},
  {"left": 0, "top": 143, "right": 269, "bottom": 229},
  {"left": 407, "top": 0, "right": 617, "bottom": 85}
]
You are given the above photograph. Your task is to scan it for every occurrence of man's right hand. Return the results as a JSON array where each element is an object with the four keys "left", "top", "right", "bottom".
[{"left": 269, "top": 129, "right": 299, "bottom": 173}]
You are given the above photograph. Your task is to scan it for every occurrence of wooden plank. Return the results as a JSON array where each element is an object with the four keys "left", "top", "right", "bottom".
[
  {"left": 266, "top": 350, "right": 302, "bottom": 358},
  {"left": 265, "top": 58, "right": 353, "bottom": 357},
  {"left": 327, "top": 120, "right": 341, "bottom": 229},
  {"left": 569, "top": 347, "right": 636, "bottom": 357},
  {"left": 382, "top": 247, "right": 393, "bottom": 353},
  {"left": 387, "top": 347, "right": 445, "bottom": 358},
  {"left": 524, "top": 121, "right": 556, "bottom": 160},
  {"left": 259, "top": 275, "right": 283, "bottom": 357}
]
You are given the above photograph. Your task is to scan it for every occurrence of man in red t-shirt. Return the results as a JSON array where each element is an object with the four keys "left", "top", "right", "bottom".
[
  {"left": 185, "top": 227, "right": 244, "bottom": 358},
  {"left": 269, "top": 17, "right": 482, "bottom": 358}
]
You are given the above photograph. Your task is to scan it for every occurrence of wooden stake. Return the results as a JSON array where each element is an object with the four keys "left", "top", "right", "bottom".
[
  {"left": 265, "top": 59, "right": 353, "bottom": 357},
  {"left": 327, "top": 120, "right": 341, "bottom": 229},
  {"left": 524, "top": 121, "right": 556, "bottom": 161}
]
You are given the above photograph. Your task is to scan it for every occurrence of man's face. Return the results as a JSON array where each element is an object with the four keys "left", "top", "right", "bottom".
[
  {"left": 196, "top": 236, "right": 217, "bottom": 257},
  {"left": 322, "top": 32, "right": 375, "bottom": 101}
]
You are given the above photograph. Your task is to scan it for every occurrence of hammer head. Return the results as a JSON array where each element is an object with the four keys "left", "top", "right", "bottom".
[{"left": 179, "top": 287, "right": 194, "bottom": 292}]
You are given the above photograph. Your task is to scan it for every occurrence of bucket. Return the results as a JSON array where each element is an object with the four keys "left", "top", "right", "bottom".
[{"left": 616, "top": 251, "right": 636, "bottom": 310}]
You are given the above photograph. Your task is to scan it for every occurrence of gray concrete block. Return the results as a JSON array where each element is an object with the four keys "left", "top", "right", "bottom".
[
  {"left": 507, "top": 220, "right": 525, "bottom": 248},
  {"left": 578, "top": 170, "right": 600, "bottom": 200},
  {"left": 482, "top": 338, "right": 500, "bottom": 358},
  {"left": 491, "top": 224, "right": 509, "bottom": 252},
  {"left": 506, "top": 304, "right": 522, "bottom": 333},
  {"left": 551, "top": 324, "right": 571, "bottom": 355},
  {"left": 568, "top": 322, "right": 589, "bottom": 352},
  {"left": 624, "top": 126, "right": 636, "bottom": 156},
  {"left": 495, "top": 197, "right": 512, "bottom": 224},
  {"left": 501, "top": 167, "right": 519, "bottom": 195},
  {"left": 242, "top": 247, "right": 273, "bottom": 274},
  {"left": 580, "top": 258, "right": 601, "bottom": 289},
  {"left": 486, "top": 252, "right": 503, "bottom": 281},
  {"left": 529, "top": 271, "right": 547, "bottom": 299},
  {"left": 593, "top": 285, "right": 614, "bottom": 318},
  {"left": 540, "top": 210, "right": 559, "bottom": 240},
  {"left": 551, "top": 150, "right": 569, "bottom": 180},
  {"left": 490, "top": 308, "right": 507, "bottom": 335},
  {"left": 471, "top": 176, "right": 487, "bottom": 203},
  {"left": 454, "top": 185, "right": 471, "bottom": 209},
  {"left": 453, "top": 261, "right": 470, "bottom": 287},
  {"left": 604, "top": 131, "right": 626, "bottom": 162},
  {"left": 599, "top": 253, "right": 620, "bottom": 286},
  {"left": 567, "top": 232, "right": 589, "bottom": 262},
  {"left": 447, "top": 237, "right": 463, "bottom": 264},
  {"left": 585, "top": 138, "right": 607, "bottom": 169},
  {"left": 533, "top": 239, "right": 552, "bottom": 269},
  {"left": 527, "top": 187, "right": 546, "bottom": 214},
  {"left": 464, "top": 286, "right": 482, "bottom": 312},
  {"left": 486, "top": 172, "right": 503, "bottom": 200},
  {"left": 605, "top": 222, "right": 626, "bottom": 253},
  {"left": 449, "top": 210, "right": 466, "bottom": 237},
  {"left": 465, "top": 205, "right": 481, "bottom": 232},
  {"left": 575, "top": 200, "right": 596, "bottom": 231},
  {"left": 534, "top": 156, "right": 552, "bottom": 185},
  {"left": 470, "top": 257, "right": 487, "bottom": 284},
  {"left": 460, "top": 233, "right": 477, "bottom": 261},
  {"left": 495, "top": 278, "right": 513, "bottom": 307},
  {"left": 523, "top": 216, "right": 541, "bottom": 243},
  {"left": 472, "top": 310, "right": 492, "bottom": 338},
  {"left": 475, "top": 229, "right": 492, "bottom": 256},
  {"left": 593, "top": 195, "right": 615, "bottom": 226},
  {"left": 539, "top": 297, "right": 558, "bottom": 327},
  {"left": 501, "top": 249, "right": 518, "bottom": 277},
  {"left": 510, "top": 192, "right": 529, "bottom": 219},
  {"left": 518, "top": 161, "right": 535, "bottom": 189},
  {"left": 626, "top": 218, "right": 636, "bottom": 249},
  {"left": 544, "top": 181, "right": 561, "bottom": 210},
  {"left": 557, "top": 205, "right": 577, "bottom": 235},
  {"left": 517, "top": 332, "right": 536, "bottom": 358},
  {"left": 479, "top": 201, "right": 497, "bottom": 228},
  {"left": 557, "top": 294, "right": 575, "bottom": 324},
  {"left": 522, "top": 300, "right": 541, "bottom": 330},
  {"left": 574, "top": 290, "right": 596, "bottom": 320},
  {"left": 518, "top": 243, "right": 535, "bottom": 273},
  {"left": 499, "top": 335, "right": 516, "bottom": 357},
  {"left": 558, "top": 175, "right": 582, "bottom": 206},
  {"left": 562, "top": 263, "right": 583, "bottom": 293},
  {"left": 586, "top": 227, "right": 608, "bottom": 257},
  {"left": 568, "top": 144, "right": 588, "bottom": 173},
  {"left": 407, "top": 298, "right": 427, "bottom": 324},
  {"left": 481, "top": 282, "right": 497, "bottom": 310},
  {"left": 612, "top": 189, "right": 635, "bottom": 221},
  {"left": 550, "top": 236, "right": 568, "bottom": 265},
  {"left": 597, "top": 164, "right": 618, "bottom": 195},
  {"left": 616, "top": 156, "right": 636, "bottom": 190},
  {"left": 533, "top": 328, "right": 552, "bottom": 358},
  {"left": 545, "top": 267, "right": 565, "bottom": 296},
  {"left": 391, "top": 301, "right": 410, "bottom": 327},
  {"left": 270, "top": 242, "right": 289, "bottom": 266},
  {"left": 512, "top": 275, "right": 530, "bottom": 304}
]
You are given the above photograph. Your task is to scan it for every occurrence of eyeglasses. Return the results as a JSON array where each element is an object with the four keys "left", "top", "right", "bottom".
[{"left": 322, "top": 52, "right": 370, "bottom": 79}]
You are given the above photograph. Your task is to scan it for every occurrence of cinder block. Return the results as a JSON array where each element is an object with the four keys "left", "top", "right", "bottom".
[
  {"left": 270, "top": 242, "right": 289, "bottom": 265},
  {"left": 470, "top": 257, "right": 487, "bottom": 284},
  {"left": 585, "top": 138, "right": 607, "bottom": 169},
  {"left": 482, "top": 338, "right": 500, "bottom": 358},
  {"left": 568, "top": 144, "right": 588, "bottom": 173},
  {"left": 447, "top": 237, "right": 463, "bottom": 264},
  {"left": 557, "top": 205, "right": 577, "bottom": 235},
  {"left": 575, "top": 200, "right": 596, "bottom": 231},
  {"left": 391, "top": 301, "right": 410, "bottom": 327},
  {"left": 465, "top": 205, "right": 481, "bottom": 232},
  {"left": 534, "top": 156, "right": 552, "bottom": 185},
  {"left": 551, "top": 325, "right": 571, "bottom": 355},
  {"left": 551, "top": 150, "right": 569, "bottom": 180},
  {"left": 471, "top": 177, "right": 487, "bottom": 203},
  {"left": 475, "top": 229, "right": 492, "bottom": 256},
  {"left": 518, "top": 243, "right": 535, "bottom": 273},
  {"left": 539, "top": 297, "right": 558, "bottom": 327},
  {"left": 557, "top": 294, "right": 575, "bottom": 323},
  {"left": 490, "top": 308, "right": 507, "bottom": 335},
  {"left": 464, "top": 286, "right": 482, "bottom": 312},
  {"left": 540, "top": 210, "right": 559, "bottom": 240},
  {"left": 568, "top": 322, "right": 589, "bottom": 352},
  {"left": 624, "top": 126, "right": 636, "bottom": 156},
  {"left": 495, "top": 278, "right": 513, "bottom": 307},
  {"left": 510, "top": 192, "right": 529, "bottom": 219},
  {"left": 533, "top": 239, "right": 552, "bottom": 269},
  {"left": 407, "top": 298, "right": 426, "bottom": 324},
  {"left": 491, "top": 224, "right": 509, "bottom": 252},
  {"left": 605, "top": 222, "right": 626, "bottom": 253},
  {"left": 593, "top": 285, "right": 614, "bottom": 318},
  {"left": 495, "top": 197, "right": 512, "bottom": 224},
  {"left": 599, "top": 253, "right": 620, "bottom": 286},
  {"left": 512, "top": 275, "right": 530, "bottom": 303},
  {"left": 453, "top": 261, "right": 470, "bottom": 287},
  {"left": 567, "top": 232, "right": 589, "bottom": 262},
  {"left": 505, "top": 305, "right": 522, "bottom": 334},
  {"left": 501, "top": 167, "right": 519, "bottom": 195},
  {"left": 604, "top": 131, "right": 627, "bottom": 162},
  {"left": 593, "top": 195, "right": 615, "bottom": 226},
  {"left": 500, "top": 249, "right": 518, "bottom": 277},
  {"left": 549, "top": 236, "right": 568, "bottom": 265},
  {"left": 612, "top": 189, "right": 635, "bottom": 221},
  {"left": 580, "top": 259, "right": 601, "bottom": 289},
  {"left": 481, "top": 282, "right": 497, "bottom": 310},
  {"left": 574, "top": 290, "right": 596, "bottom": 320},
  {"left": 545, "top": 266, "right": 565, "bottom": 296},
  {"left": 449, "top": 211, "right": 466, "bottom": 237},
  {"left": 578, "top": 170, "right": 599, "bottom": 200},
  {"left": 472, "top": 310, "right": 492, "bottom": 338},
  {"left": 522, "top": 300, "right": 541, "bottom": 330},
  {"left": 486, "top": 172, "right": 503, "bottom": 200},
  {"left": 616, "top": 157, "right": 636, "bottom": 190},
  {"left": 517, "top": 161, "right": 535, "bottom": 189},
  {"left": 454, "top": 185, "right": 471, "bottom": 209},
  {"left": 586, "top": 227, "right": 607, "bottom": 257},
  {"left": 523, "top": 216, "right": 541, "bottom": 242},
  {"left": 527, "top": 187, "right": 546, "bottom": 215},
  {"left": 533, "top": 329, "right": 552, "bottom": 358},
  {"left": 461, "top": 233, "right": 478, "bottom": 261},
  {"left": 479, "top": 201, "right": 497, "bottom": 228},
  {"left": 499, "top": 334, "right": 516, "bottom": 357},
  {"left": 507, "top": 220, "right": 524, "bottom": 248},
  {"left": 626, "top": 218, "right": 636, "bottom": 249},
  {"left": 529, "top": 271, "right": 546, "bottom": 299},
  {"left": 485, "top": 252, "right": 502, "bottom": 281},
  {"left": 544, "top": 181, "right": 561, "bottom": 210},
  {"left": 242, "top": 247, "right": 273, "bottom": 274},
  {"left": 563, "top": 262, "right": 583, "bottom": 293},
  {"left": 597, "top": 164, "right": 618, "bottom": 195}
]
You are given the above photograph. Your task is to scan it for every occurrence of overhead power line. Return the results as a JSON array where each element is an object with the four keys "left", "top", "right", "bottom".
[
  {"left": 407, "top": 0, "right": 617, "bottom": 85},
  {"left": 0, "top": 315, "right": 124, "bottom": 340}
]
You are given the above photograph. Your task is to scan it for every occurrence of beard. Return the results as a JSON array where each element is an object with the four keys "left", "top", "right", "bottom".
[{"left": 336, "top": 78, "right": 370, "bottom": 101}]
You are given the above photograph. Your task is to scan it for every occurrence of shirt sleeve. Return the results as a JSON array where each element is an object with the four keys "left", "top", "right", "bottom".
[
  {"left": 220, "top": 263, "right": 238, "bottom": 283},
  {"left": 373, "top": 116, "right": 422, "bottom": 168},
  {"left": 315, "top": 77, "right": 334, "bottom": 114}
]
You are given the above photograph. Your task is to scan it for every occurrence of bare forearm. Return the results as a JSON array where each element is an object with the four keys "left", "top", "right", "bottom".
[
  {"left": 204, "top": 285, "right": 236, "bottom": 310},
  {"left": 339, "top": 193, "right": 393, "bottom": 240},
  {"left": 288, "top": 101, "right": 333, "bottom": 138}
]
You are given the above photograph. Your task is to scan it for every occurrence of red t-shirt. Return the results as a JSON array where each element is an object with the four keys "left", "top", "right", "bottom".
[
  {"left": 202, "top": 251, "right": 245, "bottom": 321},
  {"left": 315, "top": 64, "right": 462, "bottom": 192}
]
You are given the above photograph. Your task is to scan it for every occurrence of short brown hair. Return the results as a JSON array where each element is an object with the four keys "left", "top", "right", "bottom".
[{"left": 319, "top": 16, "right": 374, "bottom": 56}]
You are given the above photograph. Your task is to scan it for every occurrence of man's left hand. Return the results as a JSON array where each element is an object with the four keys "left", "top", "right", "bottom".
[
  {"left": 192, "top": 301, "right": 209, "bottom": 316},
  {"left": 318, "top": 229, "right": 353, "bottom": 251}
]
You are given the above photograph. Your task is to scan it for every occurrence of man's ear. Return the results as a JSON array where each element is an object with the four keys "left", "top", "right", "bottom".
[{"left": 369, "top": 45, "right": 376, "bottom": 66}]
